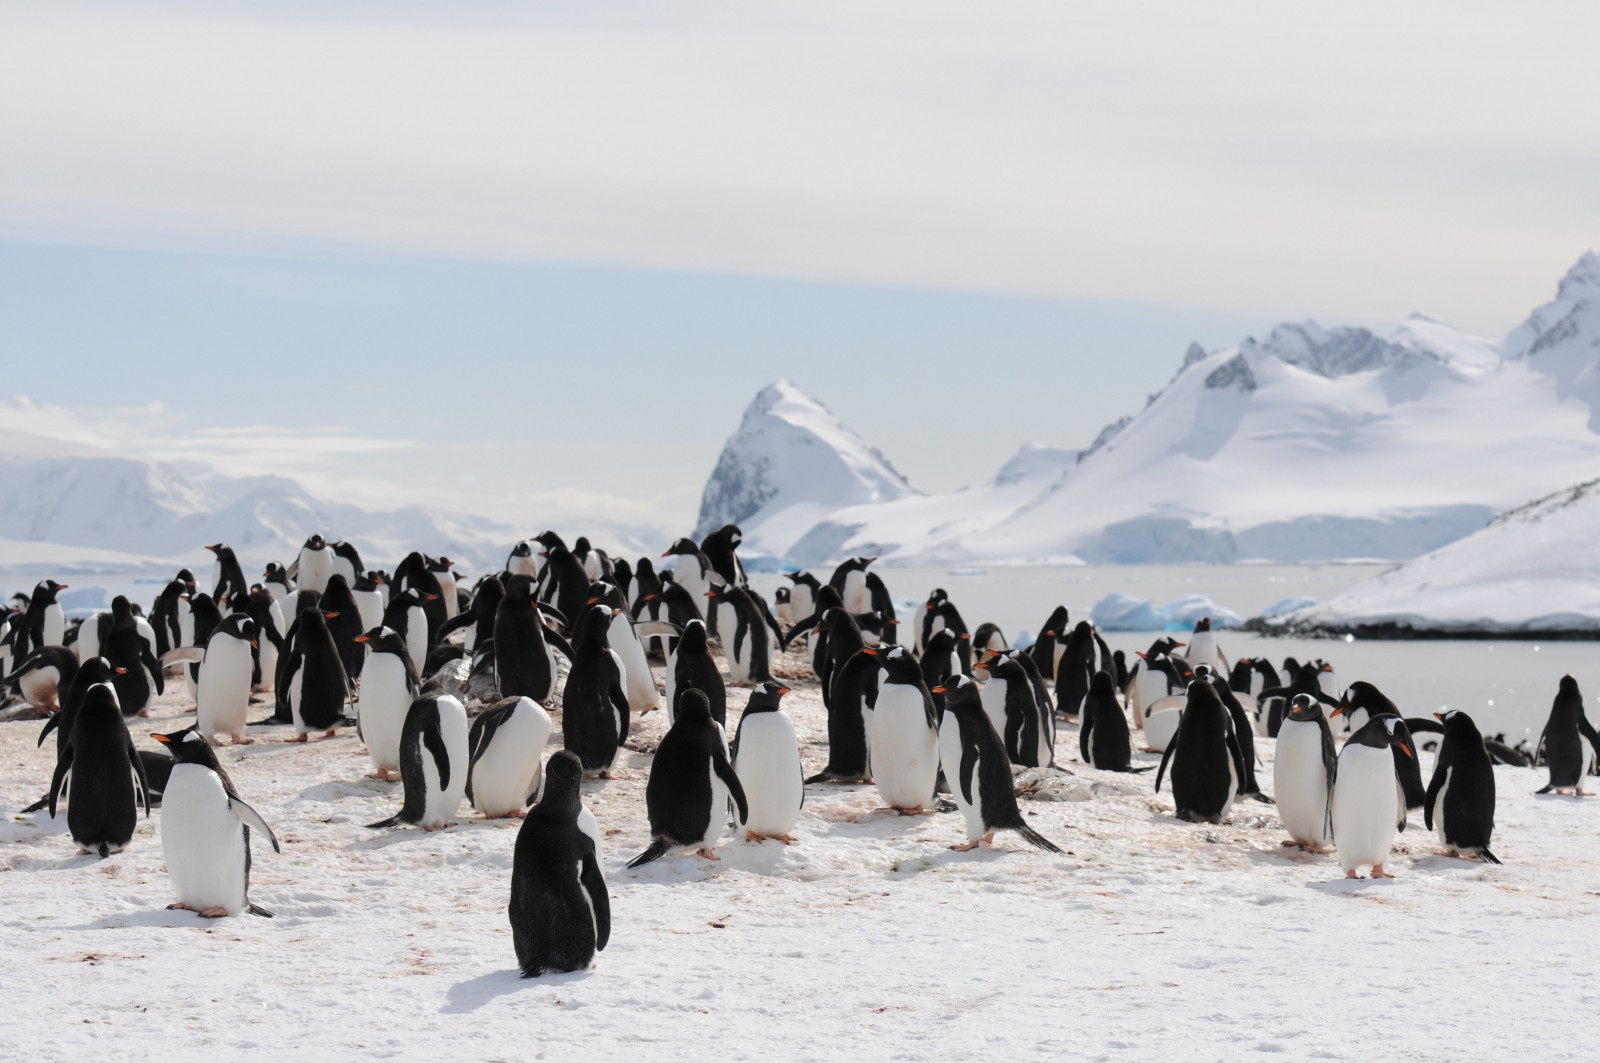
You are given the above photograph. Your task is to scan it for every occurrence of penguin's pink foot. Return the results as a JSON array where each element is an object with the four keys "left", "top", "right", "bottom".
[
  {"left": 207, "top": 736, "right": 222, "bottom": 747},
  {"left": 774, "top": 834, "right": 797, "bottom": 844},
  {"left": 137, "top": 710, "right": 151, "bottom": 718},
  {"left": 950, "top": 840, "right": 980, "bottom": 852},
  {"left": 232, "top": 735, "right": 254, "bottom": 746},
  {"left": 285, "top": 734, "right": 309, "bottom": 744},
  {"left": 745, "top": 831, "right": 762, "bottom": 843},
  {"left": 1371, "top": 865, "right": 1394, "bottom": 879},
  {"left": 423, "top": 823, "right": 454, "bottom": 832},
  {"left": 1578, "top": 788, "right": 1593, "bottom": 797},
  {"left": 509, "top": 809, "right": 528, "bottom": 819},
  {"left": 1304, "top": 843, "right": 1328, "bottom": 854},
  {"left": 198, "top": 907, "right": 229, "bottom": 919},
  {"left": 1281, "top": 839, "right": 1299, "bottom": 847},
  {"left": 894, "top": 806, "right": 926, "bottom": 816},
  {"left": 166, "top": 902, "right": 194, "bottom": 912},
  {"left": 366, "top": 769, "right": 397, "bottom": 781},
  {"left": 696, "top": 848, "right": 721, "bottom": 861},
  {"left": 1345, "top": 869, "right": 1360, "bottom": 879},
  {"left": 982, "top": 832, "right": 995, "bottom": 845},
  {"left": 321, "top": 729, "right": 338, "bottom": 739}
]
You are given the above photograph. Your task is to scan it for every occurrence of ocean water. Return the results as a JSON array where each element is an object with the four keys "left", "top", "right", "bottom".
[{"left": 750, "top": 563, "right": 1596, "bottom": 744}]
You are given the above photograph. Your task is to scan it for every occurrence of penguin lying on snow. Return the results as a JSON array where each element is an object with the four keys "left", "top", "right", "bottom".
[
  {"left": 467, "top": 696, "right": 552, "bottom": 819},
  {"left": 153, "top": 726, "right": 280, "bottom": 918}
]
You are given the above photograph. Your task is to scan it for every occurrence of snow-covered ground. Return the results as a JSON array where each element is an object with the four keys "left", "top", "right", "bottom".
[{"left": 3, "top": 645, "right": 1596, "bottom": 1062}]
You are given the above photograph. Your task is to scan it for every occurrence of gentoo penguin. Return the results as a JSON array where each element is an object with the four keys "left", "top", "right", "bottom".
[
  {"left": 730, "top": 682, "right": 803, "bottom": 843},
  {"left": 1155, "top": 680, "right": 1246, "bottom": 824},
  {"left": 1336, "top": 682, "right": 1427, "bottom": 809},
  {"left": 262, "top": 562, "right": 293, "bottom": 602},
  {"left": 366, "top": 693, "right": 471, "bottom": 831},
  {"left": 1186, "top": 617, "right": 1225, "bottom": 672},
  {"left": 506, "top": 540, "right": 541, "bottom": 578},
  {"left": 14, "top": 579, "right": 68, "bottom": 662},
  {"left": 1079, "top": 670, "right": 1145, "bottom": 773},
  {"left": 510, "top": 750, "right": 610, "bottom": 976},
  {"left": 934, "top": 674, "right": 1063, "bottom": 853},
  {"left": 330, "top": 540, "right": 364, "bottom": 592},
  {"left": 1027, "top": 606, "right": 1070, "bottom": 681},
  {"left": 782, "top": 571, "right": 820, "bottom": 639},
  {"left": 467, "top": 696, "right": 553, "bottom": 819},
  {"left": 863, "top": 571, "right": 898, "bottom": 644},
  {"left": 1274, "top": 694, "right": 1338, "bottom": 852},
  {"left": 427, "top": 555, "right": 461, "bottom": 620},
  {"left": 48, "top": 684, "right": 150, "bottom": 857},
  {"left": 571, "top": 537, "right": 610, "bottom": 583},
  {"left": 699, "top": 523, "right": 748, "bottom": 589},
  {"left": 631, "top": 567, "right": 692, "bottom": 659},
  {"left": 23, "top": 657, "right": 119, "bottom": 814},
  {"left": 535, "top": 545, "right": 590, "bottom": 629},
  {"left": 150, "top": 578, "right": 188, "bottom": 657},
  {"left": 975, "top": 652, "right": 1052, "bottom": 767},
  {"left": 101, "top": 596, "right": 163, "bottom": 717},
  {"left": 351, "top": 572, "right": 387, "bottom": 636},
  {"left": 807, "top": 640, "right": 876, "bottom": 785},
  {"left": 1534, "top": 675, "right": 1600, "bottom": 796},
  {"left": 1054, "top": 621, "right": 1100, "bottom": 718},
  {"left": 972, "top": 622, "right": 1009, "bottom": 659},
  {"left": 871, "top": 646, "right": 940, "bottom": 814},
  {"left": 664, "top": 619, "right": 726, "bottom": 727},
  {"left": 1257, "top": 661, "right": 1338, "bottom": 738},
  {"left": 773, "top": 586, "right": 793, "bottom": 626},
  {"left": 1331, "top": 716, "right": 1413, "bottom": 879},
  {"left": 152, "top": 726, "right": 280, "bottom": 917},
  {"left": 436, "top": 574, "right": 499, "bottom": 654},
  {"left": 494, "top": 575, "right": 567, "bottom": 704},
  {"left": 627, "top": 690, "right": 748, "bottom": 866},
  {"left": 1195, "top": 665, "right": 1268, "bottom": 802},
  {"left": 393, "top": 552, "right": 448, "bottom": 645},
  {"left": 1111, "top": 650, "right": 1130, "bottom": 691},
  {"left": 827, "top": 556, "right": 876, "bottom": 615},
  {"left": 207, "top": 544, "right": 249, "bottom": 604},
  {"left": 184, "top": 613, "right": 258, "bottom": 746},
  {"left": 382, "top": 588, "right": 434, "bottom": 685},
  {"left": 318, "top": 575, "right": 367, "bottom": 682},
  {"left": 705, "top": 583, "right": 773, "bottom": 685},
  {"left": 921, "top": 628, "right": 965, "bottom": 714},
  {"left": 277, "top": 607, "right": 351, "bottom": 742},
  {"left": 295, "top": 534, "right": 335, "bottom": 595},
  {"left": 579, "top": 583, "right": 657, "bottom": 715},
  {"left": 353, "top": 627, "right": 419, "bottom": 779},
  {"left": 611, "top": 558, "right": 635, "bottom": 610},
  {"left": 1426, "top": 710, "right": 1500, "bottom": 863},
  {"left": 560, "top": 606, "right": 631, "bottom": 778},
  {"left": 239, "top": 586, "right": 287, "bottom": 692},
  {"left": 660, "top": 537, "right": 719, "bottom": 618},
  {"left": 6, "top": 645, "right": 80, "bottom": 714}
]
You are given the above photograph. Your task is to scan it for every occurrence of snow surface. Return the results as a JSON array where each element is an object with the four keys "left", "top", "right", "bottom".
[
  {"left": 707, "top": 255, "right": 1600, "bottom": 569},
  {"left": 1293, "top": 476, "right": 1600, "bottom": 633},
  {"left": 4, "top": 644, "right": 1597, "bottom": 1061}
]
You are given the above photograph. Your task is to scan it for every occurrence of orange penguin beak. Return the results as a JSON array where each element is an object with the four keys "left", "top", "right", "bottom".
[
  {"left": 324, "top": 611, "right": 339, "bottom": 619},
  {"left": 776, "top": 686, "right": 791, "bottom": 696},
  {"left": 152, "top": 733, "right": 171, "bottom": 744},
  {"left": 354, "top": 635, "right": 370, "bottom": 643},
  {"left": 1329, "top": 706, "right": 1343, "bottom": 718},
  {"left": 861, "top": 647, "right": 878, "bottom": 656},
  {"left": 115, "top": 667, "right": 128, "bottom": 675},
  {"left": 249, "top": 640, "right": 258, "bottom": 649},
  {"left": 1433, "top": 712, "right": 1444, "bottom": 720},
  {"left": 586, "top": 596, "right": 600, "bottom": 606},
  {"left": 931, "top": 685, "right": 947, "bottom": 694},
  {"left": 1397, "top": 742, "right": 1414, "bottom": 758}
]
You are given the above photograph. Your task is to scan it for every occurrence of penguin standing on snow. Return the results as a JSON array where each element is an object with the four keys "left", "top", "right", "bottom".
[
  {"left": 1195, "top": 664, "right": 1268, "bottom": 802},
  {"left": 295, "top": 534, "right": 335, "bottom": 595},
  {"left": 661, "top": 538, "right": 720, "bottom": 618},
  {"left": 206, "top": 544, "right": 249, "bottom": 604},
  {"left": 1274, "top": 694, "right": 1338, "bottom": 852},
  {"left": 467, "top": 696, "right": 553, "bottom": 819},
  {"left": 1027, "top": 605, "right": 1069, "bottom": 682},
  {"left": 1156, "top": 680, "right": 1246, "bottom": 824},
  {"left": 705, "top": 583, "right": 773, "bottom": 685},
  {"left": 810, "top": 642, "right": 879, "bottom": 784},
  {"left": 1534, "top": 675, "right": 1600, "bottom": 796},
  {"left": 509, "top": 750, "right": 610, "bottom": 977},
  {"left": 330, "top": 540, "right": 364, "bottom": 590},
  {"left": 560, "top": 606, "right": 631, "bottom": 779},
  {"left": 1336, "top": 682, "right": 1428, "bottom": 809},
  {"left": 731, "top": 682, "right": 803, "bottom": 843},
  {"left": 1426, "top": 710, "right": 1500, "bottom": 863},
  {"left": 179, "top": 613, "right": 258, "bottom": 746},
  {"left": 102, "top": 596, "right": 163, "bottom": 717},
  {"left": 276, "top": 607, "right": 351, "bottom": 742},
  {"left": 828, "top": 556, "right": 876, "bottom": 615},
  {"left": 48, "top": 685, "right": 150, "bottom": 857},
  {"left": 627, "top": 690, "right": 748, "bottom": 866},
  {"left": 664, "top": 619, "right": 726, "bottom": 727},
  {"left": 782, "top": 571, "right": 820, "bottom": 637},
  {"left": 366, "top": 693, "right": 470, "bottom": 831},
  {"left": 1331, "top": 716, "right": 1413, "bottom": 879},
  {"left": 976, "top": 653, "right": 1052, "bottom": 767},
  {"left": 579, "top": 583, "right": 657, "bottom": 715},
  {"left": 353, "top": 627, "right": 420, "bottom": 780},
  {"left": 318, "top": 575, "right": 368, "bottom": 682},
  {"left": 153, "top": 726, "right": 280, "bottom": 917},
  {"left": 871, "top": 646, "right": 940, "bottom": 814},
  {"left": 494, "top": 575, "right": 569, "bottom": 705},
  {"left": 934, "top": 674, "right": 1063, "bottom": 853},
  {"left": 1079, "top": 671, "right": 1144, "bottom": 773},
  {"left": 11, "top": 580, "right": 68, "bottom": 662},
  {"left": 1054, "top": 621, "right": 1101, "bottom": 718},
  {"left": 699, "top": 523, "right": 748, "bottom": 589}
]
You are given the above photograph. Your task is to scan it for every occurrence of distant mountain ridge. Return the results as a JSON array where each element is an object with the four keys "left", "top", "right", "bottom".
[{"left": 704, "top": 252, "right": 1600, "bottom": 567}]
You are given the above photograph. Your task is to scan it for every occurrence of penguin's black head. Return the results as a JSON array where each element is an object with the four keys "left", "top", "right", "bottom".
[
  {"left": 1089, "top": 670, "right": 1116, "bottom": 695},
  {"left": 37, "top": 579, "right": 68, "bottom": 600},
  {"left": 535, "top": 530, "right": 567, "bottom": 551},
  {"left": 218, "top": 613, "right": 257, "bottom": 645},
  {"left": 538, "top": 750, "right": 584, "bottom": 813},
  {"left": 745, "top": 681, "right": 791, "bottom": 713},
  {"left": 80, "top": 682, "right": 120, "bottom": 717},
  {"left": 930, "top": 672, "right": 980, "bottom": 709},
  {"left": 78, "top": 656, "right": 117, "bottom": 686},
  {"left": 675, "top": 688, "right": 713, "bottom": 723},
  {"left": 305, "top": 534, "right": 326, "bottom": 551},
  {"left": 152, "top": 725, "right": 219, "bottom": 764},
  {"left": 774, "top": 587, "right": 791, "bottom": 604},
  {"left": 926, "top": 588, "right": 948, "bottom": 606},
  {"left": 110, "top": 594, "right": 133, "bottom": 618},
  {"left": 723, "top": 524, "right": 742, "bottom": 544},
  {"left": 300, "top": 606, "right": 331, "bottom": 632},
  {"left": 1184, "top": 676, "right": 1224, "bottom": 715},
  {"left": 879, "top": 645, "right": 924, "bottom": 684},
  {"left": 1282, "top": 656, "right": 1301, "bottom": 675},
  {"left": 1286, "top": 693, "right": 1325, "bottom": 722},
  {"left": 783, "top": 571, "right": 803, "bottom": 583},
  {"left": 510, "top": 540, "right": 533, "bottom": 558},
  {"left": 573, "top": 537, "right": 592, "bottom": 555},
  {"left": 662, "top": 537, "right": 698, "bottom": 558},
  {"left": 679, "top": 618, "right": 708, "bottom": 651},
  {"left": 1194, "top": 617, "right": 1211, "bottom": 632},
  {"left": 429, "top": 556, "right": 454, "bottom": 572},
  {"left": 635, "top": 557, "right": 656, "bottom": 577},
  {"left": 1558, "top": 674, "right": 1581, "bottom": 698}
]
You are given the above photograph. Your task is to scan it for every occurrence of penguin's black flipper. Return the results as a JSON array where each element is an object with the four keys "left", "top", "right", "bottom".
[
  {"left": 712, "top": 745, "right": 749, "bottom": 824},
  {"left": 128, "top": 739, "right": 151, "bottom": 817},
  {"left": 1154, "top": 734, "right": 1177, "bottom": 794},
  {"left": 37, "top": 714, "right": 59, "bottom": 748},
  {"left": 536, "top": 602, "right": 569, "bottom": 634},
  {"left": 230, "top": 797, "right": 280, "bottom": 853},
  {"left": 435, "top": 611, "right": 474, "bottom": 639},
  {"left": 581, "top": 847, "right": 610, "bottom": 952},
  {"left": 1403, "top": 717, "right": 1444, "bottom": 735},
  {"left": 1393, "top": 720, "right": 1427, "bottom": 809},
  {"left": 1118, "top": 765, "right": 1156, "bottom": 775},
  {"left": 47, "top": 745, "right": 74, "bottom": 818},
  {"left": 626, "top": 837, "right": 672, "bottom": 868},
  {"left": 544, "top": 629, "right": 575, "bottom": 665},
  {"left": 1483, "top": 739, "right": 1528, "bottom": 767},
  {"left": 421, "top": 715, "right": 451, "bottom": 792},
  {"left": 1014, "top": 823, "right": 1064, "bottom": 855}
]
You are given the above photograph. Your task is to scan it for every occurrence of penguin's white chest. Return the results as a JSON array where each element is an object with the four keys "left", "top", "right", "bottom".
[
  {"left": 42, "top": 603, "right": 65, "bottom": 648},
  {"left": 871, "top": 686, "right": 939, "bottom": 810},
  {"left": 357, "top": 656, "right": 412, "bottom": 773},
  {"left": 419, "top": 698, "right": 470, "bottom": 828},
  {"left": 197, "top": 637, "right": 253, "bottom": 738},
  {"left": 470, "top": 701, "right": 552, "bottom": 817},
  {"left": 978, "top": 678, "right": 1010, "bottom": 741},
  {"left": 841, "top": 571, "right": 868, "bottom": 615},
  {"left": 610, "top": 613, "right": 657, "bottom": 713},
  {"left": 1332, "top": 744, "right": 1402, "bottom": 871},
  {"left": 299, "top": 549, "right": 334, "bottom": 594},
  {"left": 1273, "top": 719, "right": 1332, "bottom": 845},
  {"left": 937, "top": 716, "right": 987, "bottom": 840},
  {"left": 404, "top": 610, "right": 428, "bottom": 675},
  {"left": 353, "top": 590, "right": 385, "bottom": 634},
  {"left": 161, "top": 765, "right": 249, "bottom": 915},
  {"left": 733, "top": 712, "right": 802, "bottom": 836}
]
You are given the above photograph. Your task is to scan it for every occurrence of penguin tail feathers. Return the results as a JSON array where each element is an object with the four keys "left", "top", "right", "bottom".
[
  {"left": 804, "top": 769, "right": 838, "bottom": 784},
  {"left": 1120, "top": 765, "right": 1155, "bottom": 774},
  {"left": 19, "top": 794, "right": 48, "bottom": 814},
  {"left": 1478, "top": 847, "right": 1502, "bottom": 865},
  {"left": 365, "top": 814, "right": 402, "bottom": 830},
  {"left": 626, "top": 838, "right": 671, "bottom": 869},
  {"left": 97, "top": 842, "right": 110, "bottom": 859},
  {"left": 1535, "top": 783, "right": 1556, "bottom": 794},
  {"left": 247, "top": 903, "right": 276, "bottom": 918},
  {"left": 1014, "top": 824, "right": 1064, "bottom": 855}
]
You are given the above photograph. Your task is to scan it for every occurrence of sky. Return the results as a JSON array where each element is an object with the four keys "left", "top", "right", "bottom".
[{"left": 0, "top": 0, "right": 1596, "bottom": 531}]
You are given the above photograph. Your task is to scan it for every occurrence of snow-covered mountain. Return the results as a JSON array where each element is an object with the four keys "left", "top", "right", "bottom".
[
  {"left": 706, "top": 252, "right": 1600, "bottom": 567},
  {"left": 1287, "top": 476, "right": 1600, "bottom": 633},
  {"left": 694, "top": 380, "right": 915, "bottom": 553}
]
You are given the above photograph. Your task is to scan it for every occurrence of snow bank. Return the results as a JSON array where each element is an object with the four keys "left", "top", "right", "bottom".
[{"left": 1091, "top": 592, "right": 1242, "bottom": 632}]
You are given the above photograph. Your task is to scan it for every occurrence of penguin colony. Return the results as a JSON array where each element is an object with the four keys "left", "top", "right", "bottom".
[{"left": 1, "top": 528, "right": 1585, "bottom": 975}]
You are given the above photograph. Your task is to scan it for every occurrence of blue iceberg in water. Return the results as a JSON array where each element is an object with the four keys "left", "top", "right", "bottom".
[{"left": 1091, "top": 592, "right": 1243, "bottom": 632}]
